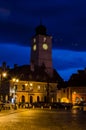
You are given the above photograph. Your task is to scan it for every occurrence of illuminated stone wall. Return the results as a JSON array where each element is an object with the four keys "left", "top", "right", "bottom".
[{"left": 9, "top": 80, "right": 57, "bottom": 103}]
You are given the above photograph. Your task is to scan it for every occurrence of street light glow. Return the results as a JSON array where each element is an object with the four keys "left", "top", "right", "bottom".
[
  {"left": 30, "top": 83, "right": 33, "bottom": 86},
  {"left": 12, "top": 78, "right": 19, "bottom": 82},
  {"left": 25, "top": 83, "right": 28, "bottom": 86},
  {"left": 16, "top": 79, "right": 19, "bottom": 82},
  {"left": 12, "top": 78, "right": 16, "bottom": 82},
  {"left": 2, "top": 72, "right": 7, "bottom": 77}
]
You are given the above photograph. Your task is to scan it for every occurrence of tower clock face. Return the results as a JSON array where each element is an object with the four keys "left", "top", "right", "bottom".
[
  {"left": 33, "top": 44, "right": 37, "bottom": 51},
  {"left": 42, "top": 43, "right": 48, "bottom": 50}
]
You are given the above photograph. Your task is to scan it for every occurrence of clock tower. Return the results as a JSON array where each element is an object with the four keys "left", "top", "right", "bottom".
[{"left": 30, "top": 24, "right": 53, "bottom": 76}]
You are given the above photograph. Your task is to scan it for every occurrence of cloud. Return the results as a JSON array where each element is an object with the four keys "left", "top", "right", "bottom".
[
  {"left": 0, "top": 43, "right": 86, "bottom": 81},
  {"left": 52, "top": 49, "right": 86, "bottom": 70},
  {"left": 0, "top": 0, "right": 86, "bottom": 51},
  {"left": 0, "top": 21, "right": 33, "bottom": 46},
  {"left": 0, "top": 8, "right": 10, "bottom": 19},
  {"left": 0, "top": 44, "right": 30, "bottom": 67},
  {"left": 58, "top": 67, "right": 83, "bottom": 81}
]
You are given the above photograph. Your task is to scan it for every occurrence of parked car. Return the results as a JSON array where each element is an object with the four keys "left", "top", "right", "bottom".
[
  {"left": 72, "top": 103, "right": 83, "bottom": 110},
  {"left": 18, "top": 102, "right": 33, "bottom": 108},
  {"left": 0, "top": 101, "right": 4, "bottom": 110},
  {"left": 25, "top": 103, "right": 32, "bottom": 108},
  {"left": 3, "top": 101, "right": 11, "bottom": 110}
]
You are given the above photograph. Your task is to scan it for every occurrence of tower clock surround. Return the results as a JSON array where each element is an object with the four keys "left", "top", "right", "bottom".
[{"left": 30, "top": 24, "right": 53, "bottom": 76}]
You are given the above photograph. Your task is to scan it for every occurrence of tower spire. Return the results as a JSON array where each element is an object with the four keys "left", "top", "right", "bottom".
[
  {"left": 40, "top": 17, "right": 42, "bottom": 25},
  {"left": 35, "top": 18, "right": 46, "bottom": 35}
]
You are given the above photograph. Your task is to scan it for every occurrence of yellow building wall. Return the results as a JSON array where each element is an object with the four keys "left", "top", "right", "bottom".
[{"left": 9, "top": 80, "right": 57, "bottom": 103}]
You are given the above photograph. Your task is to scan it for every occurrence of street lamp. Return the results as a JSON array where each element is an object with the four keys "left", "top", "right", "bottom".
[
  {"left": 12, "top": 78, "right": 19, "bottom": 83},
  {"left": 0, "top": 72, "right": 7, "bottom": 101},
  {"left": 11, "top": 78, "right": 19, "bottom": 104},
  {"left": 2, "top": 72, "right": 7, "bottom": 78},
  {"left": 0, "top": 72, "right": 7, "bottom": 81}
]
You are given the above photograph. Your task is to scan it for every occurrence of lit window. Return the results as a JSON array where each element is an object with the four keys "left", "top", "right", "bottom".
[
  {"left": 30, "top": 86, "right": 33, "bottom": 91},
  {"left": 37, "top": 85, "right": 40, "bottom": 90},
  {"left": 44, "top": 37, "right": 46, "bottom": 42},
  {"left": 33, "top": 38, "right": 36, "bottom": 43}
]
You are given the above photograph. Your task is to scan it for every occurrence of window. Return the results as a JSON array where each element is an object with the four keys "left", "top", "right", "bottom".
[
  {"left": 22, "top": 95, "right": 25, "bottom": 103},
  {"left": 37, "top": 85, "right": 40, "bottom": 90},
  {"left": 22, "top": 85, "right": 25, "bottom": 90},
  {"left": 14, "top": 85, "right": 17, "bottom": 91},
  {"left": 33, "top": 38, "right": 36, "bottom": 43},
  {"left": 44, "top": 37, "right": 46, "bottom": 42}
]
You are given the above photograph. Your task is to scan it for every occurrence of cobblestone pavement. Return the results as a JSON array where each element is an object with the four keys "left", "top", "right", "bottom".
[{"left": 0, "top": 108, "right": 86, "bottom": 130}]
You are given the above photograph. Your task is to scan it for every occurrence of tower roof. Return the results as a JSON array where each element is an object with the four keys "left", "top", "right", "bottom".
[{"left": 35, "top": 24, "right": 47, "bottom": 35}]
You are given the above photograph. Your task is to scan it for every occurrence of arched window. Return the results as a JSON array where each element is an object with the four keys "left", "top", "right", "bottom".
[
  {"left": 37, "top": 96, "right": 40, "bottom": 102},
  {"left": 22, "top": 95, "right": 25, "bottom": 103},
  {"left": 30, "top": 96, "right": 33, "bottom": 103}
]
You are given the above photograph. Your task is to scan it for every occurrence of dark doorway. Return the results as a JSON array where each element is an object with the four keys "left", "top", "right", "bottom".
[
  {"left": 37, "top": 96, "right": 40, "bottom": 102},
  {"left": 22, "top": 95, "right": 25, "bottom": 103},
  {"left": 30, "top": 96, "right": 33, "bottom": 103}
]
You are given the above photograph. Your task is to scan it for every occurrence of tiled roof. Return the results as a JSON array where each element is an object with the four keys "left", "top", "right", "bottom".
[{"left": 8, "top": 65, "right": 64, "bottom": 83}]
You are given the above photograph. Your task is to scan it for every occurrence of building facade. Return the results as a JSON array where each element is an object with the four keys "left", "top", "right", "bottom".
[
  {"left": 57, "top": 69, "right": 86, "bottom": 104},
  {"left": 67, "top": 69, "right": 86, "bottom": 104},
  {"left": 0, "top": 24, "right": 63, "bottom": 104},
  {"left": 9, "top": 80, "right": 57, "bottom": 104}
]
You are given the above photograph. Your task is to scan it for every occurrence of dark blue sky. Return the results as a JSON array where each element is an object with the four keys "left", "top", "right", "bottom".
[{"left": 0, "top": 0, "right": 86, "bottom": 81}]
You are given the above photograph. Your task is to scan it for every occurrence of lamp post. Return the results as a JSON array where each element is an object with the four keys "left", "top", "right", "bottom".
[
  {"left": 46, "top": 82, "right": 50, "bottom": 103},
  {"left": 0, "top": 72, "right": 7, "bottom": 101},
  {"left": 11, "top": 78, "right": 19, "bottom": 109}
]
